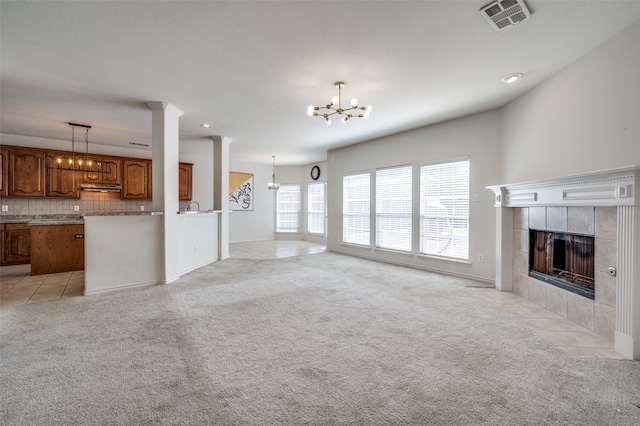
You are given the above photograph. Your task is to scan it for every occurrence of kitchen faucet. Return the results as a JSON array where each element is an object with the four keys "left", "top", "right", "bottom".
[{"left": 186, "top": 201, "right": 200, "bottom": 211}]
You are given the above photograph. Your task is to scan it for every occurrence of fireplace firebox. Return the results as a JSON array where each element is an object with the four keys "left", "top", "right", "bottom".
[{"left": 528, "top": 230, "right": 595, "bottom": 299}]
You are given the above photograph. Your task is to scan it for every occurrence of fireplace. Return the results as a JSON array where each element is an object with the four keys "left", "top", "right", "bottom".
[
  {"left": 487, "top": 166, "right": 640, "bottom": 360},
  {"left": 528, "top": 230, "right": 595, "bottom": 299}
]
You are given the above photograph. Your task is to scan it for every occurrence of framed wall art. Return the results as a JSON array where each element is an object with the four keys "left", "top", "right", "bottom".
[{"left": 229, "top": 172, "right": 253, "bottom": 211}]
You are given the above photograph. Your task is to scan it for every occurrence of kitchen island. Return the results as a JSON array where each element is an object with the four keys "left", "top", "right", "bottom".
[{"left": 1, "top": 215, "right": 84, "bottom": 275}]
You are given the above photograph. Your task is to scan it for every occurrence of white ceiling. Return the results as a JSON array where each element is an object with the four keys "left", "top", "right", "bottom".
[{"left": 1, "top": 1, "right": 639, "bottom": 165}]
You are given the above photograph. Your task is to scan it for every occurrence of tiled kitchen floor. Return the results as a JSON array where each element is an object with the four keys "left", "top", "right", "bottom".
[
  {"left": 0, "top": 242, "right": 623, "bottom": 359},
  {"left": 0, "top": 264, "right": 84, "bottom": 307},
  {"left": 468, "top": 286, "right": 623, "bottom": 359}
]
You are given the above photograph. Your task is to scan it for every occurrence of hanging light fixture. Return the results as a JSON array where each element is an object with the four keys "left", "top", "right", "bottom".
[
  {"left": 267, "top": 156, "right": 280, "bottom": 190},
  {"left": 307, "top": 82, "right": 372, "bottom": 125},
  {"left": 48, "top": 122, "right": 108, "bottom": 174}
]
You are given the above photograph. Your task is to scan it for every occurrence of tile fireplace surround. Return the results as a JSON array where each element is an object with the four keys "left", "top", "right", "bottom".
[{"left": 488, "top": 166, "right": 639, "bottom": 360}]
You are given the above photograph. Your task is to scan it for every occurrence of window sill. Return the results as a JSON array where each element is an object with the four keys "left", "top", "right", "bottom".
[{"left": 417, "top": 253, "right": 471, "bottom": 265}]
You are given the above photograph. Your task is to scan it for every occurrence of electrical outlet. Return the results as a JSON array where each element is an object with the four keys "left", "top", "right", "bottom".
[
  {"left": 1, "top": 205, "right": 8, "bottom": 212},
  {"left": 140, "top": 206, "right": 145, "bottom": 211},
  {"left": 73, "top": 205, "right": 80, "bottom": 211},
  {"left": 478, "top": 254, "right": 485, "bottom": 263}
]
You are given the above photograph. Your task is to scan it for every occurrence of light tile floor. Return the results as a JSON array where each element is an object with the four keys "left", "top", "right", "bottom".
[
  {"left": 0, "top": 264, "right": 84, "bottom": 307},
  {"left": 230, "top": 239, "right": 326, "bottom": 259},
  {"left": 468, "top": 287, "right": 623, "bottom": 359},
  {"left": 0, "top": 242, "right": 623, "bottom": 359}
]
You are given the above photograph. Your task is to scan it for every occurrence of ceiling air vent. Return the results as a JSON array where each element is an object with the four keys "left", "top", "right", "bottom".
[{"left": 480, "top": 0, "right": 531, "bottom": 30}]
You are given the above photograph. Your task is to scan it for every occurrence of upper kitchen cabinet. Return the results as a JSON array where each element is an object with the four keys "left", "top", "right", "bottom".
[
  {"left": 122, "top": 159, "right": 151, "bottom": 200},
  {"left": 178, "top": 163, "right": 193, "bottom": 201},
  {"left": 0, "top": 148, "right": 7, "bottom": 197},
  {"left": 83, "top": 157, "right": 121, "bottom": 185},
  {"left": 45, "top": 155, "right": 79, "bottom": 198},
  {"left": 8, "top": 148, "right": 45, "bottom": 197}
]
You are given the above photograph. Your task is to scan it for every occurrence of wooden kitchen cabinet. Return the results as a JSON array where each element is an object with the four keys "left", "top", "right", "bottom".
[
  {"left": 3, "top": 146, "right": 193, "bottom": 201},
  {"left": 30, "top": 224, "right": 84, "bottom": 275},
  {"left": 0, "top": 148, "right": 7, "bottom": 197},
  {"left": 83, "top": 157, "right": 121, "bottom": 185},
  {"left": 1, "top": 223, "right": 31, "bottom": 266},
  {"left": 122, "top": 159, "right": 151, "bottom": 199},
  {"left": 45, "top": 155, "right": 79, "bottom": 198},
  {"left": 8, "top": 148, "right": 45, "bottom": 197},
  {"left": 178, "top": 163, "right": 193, "bottom": 201}
]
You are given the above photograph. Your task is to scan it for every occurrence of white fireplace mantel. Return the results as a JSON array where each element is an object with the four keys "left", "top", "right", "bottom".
[
  {"left": 486, "top": 166, "right": 640, "bottom": 360},
  {"left": 486, "top": 166, "right": 639, "bottom": 208}
]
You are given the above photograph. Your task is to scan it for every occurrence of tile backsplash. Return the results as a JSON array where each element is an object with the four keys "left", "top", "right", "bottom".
[{"left": 0, "top": 192, "right": 155, "bottom": 215}]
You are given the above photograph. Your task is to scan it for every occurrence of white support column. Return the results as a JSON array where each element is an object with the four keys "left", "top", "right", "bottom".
[
  {"left": 615, "top": 205, "right": 640, "bottom": 360},
  {"left": 487, "top": 186, "right": 513, "bottom": 291},
  {"left": 147, "top": 101, "right": 184, "bottom": 284},
  {"left": 212, "top": 136, "right": 231, "bottom": 260},
  {"left": 495, "top": 206, "right": 514, "bottom": 291}
]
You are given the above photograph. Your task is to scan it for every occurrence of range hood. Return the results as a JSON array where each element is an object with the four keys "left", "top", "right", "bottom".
[{"left": 80, "top": 183, "right": 122, "bottom": 193}]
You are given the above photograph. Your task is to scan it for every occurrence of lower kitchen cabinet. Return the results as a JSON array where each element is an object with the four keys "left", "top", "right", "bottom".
[
  {"left": 1, "top": 223, "right": 31, "bottom": 266},
  {"left": 30, "top": 224, "right": 84, "bottom": 275}
]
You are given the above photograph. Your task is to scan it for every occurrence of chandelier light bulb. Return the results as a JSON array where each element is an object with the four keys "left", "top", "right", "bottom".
[
  {"left": 366, "top": 105, "right": 372, "bottom": 112},
  {"left": 307, "top": 105, "right": 315, "bottom": 116},
  {"left": 350, "top": 98, "right": 358, "bottom": 107},
  {"left": 363, "top": 112, "right": 370, "bottom": 119},
  {"left": 325, "top": 117, "right": 332, "bottom": 125},
  {"left": 331, "top": 96, "right": 339, "bottom": 106}
]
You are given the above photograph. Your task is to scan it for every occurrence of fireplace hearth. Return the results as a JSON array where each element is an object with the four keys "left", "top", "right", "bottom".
[{"left": 529, "top": 230, "right": 595, "bottom": 299}]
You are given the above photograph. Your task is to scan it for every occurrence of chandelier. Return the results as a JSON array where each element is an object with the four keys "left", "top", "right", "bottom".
[
  {"left": 267, "top": 156, "right": 280, "bottom": 190},
  {"left": 48, "top": 122, "right": 109, "bottom": 174},
  {"left": 307, "top": 82, "right": 372, "bottom": 125}
]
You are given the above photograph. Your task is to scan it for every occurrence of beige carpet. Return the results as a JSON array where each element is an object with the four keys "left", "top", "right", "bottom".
[{"left": 1, "top": 252, "right": 639, "bottom": 425}]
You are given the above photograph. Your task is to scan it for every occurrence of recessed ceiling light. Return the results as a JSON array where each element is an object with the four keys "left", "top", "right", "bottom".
[
  {"left": 502, "top": 73, "right": 523, "bottom": 84},
  {"left": 200, "top": 123, "right": 212, "bottom": 128}
]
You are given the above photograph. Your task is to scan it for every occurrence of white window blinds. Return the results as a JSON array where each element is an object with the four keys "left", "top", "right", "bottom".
[
  {"left": 376, "top": 165, "right": 412, "bottom": 252},
  {"left": 343, "top": 173, "right": 370, "bottom": 245},
  {"left": 420, "top": 159, "right": 469, "bottom": 260},
  {"left": 276, "top": 184, "right": 300, "bottom": 233},
  {"left": 307, "top": 182, "right": 325, "bottom": 235}
]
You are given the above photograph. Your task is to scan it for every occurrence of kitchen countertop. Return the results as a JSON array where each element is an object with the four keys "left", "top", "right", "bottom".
[{"left": 0, "top": 212, "right": 163, "bottom": 225}]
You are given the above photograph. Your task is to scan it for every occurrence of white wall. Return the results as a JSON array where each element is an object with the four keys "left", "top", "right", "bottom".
[
  {"left": 1, "top": 133, "right": 152, "bottom": 159},
  {"left": 177, "top": 212, "right": 219, "bottom": 274},
  {"left": 326, "top": 109, "right": 502, "bottom": 282},
  {"left": 501, "top": 22, "right": 640, "bottom": 183},
  {"left": 84, "top": 215, "right": 163, "bottom": 294},
  {"left": 228, "top": 161, "right": 275, "bottom": 243}
]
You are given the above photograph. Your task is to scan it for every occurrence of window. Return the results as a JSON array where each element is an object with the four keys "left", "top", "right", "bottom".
[
  {"left": 376, "top": 165, "right": 412, "bottom": 252},
  {"left": 343, "top": 172, "right": 370, "bottom": 245},
  {"left": 420, "top": 159, "right": 469, "bottom": 260},
  {"left": 307, "top": 182, "right": 325, "bottom": 235},
  {"left": 276, "top": 184, "right": 300, "bottom": 232}
]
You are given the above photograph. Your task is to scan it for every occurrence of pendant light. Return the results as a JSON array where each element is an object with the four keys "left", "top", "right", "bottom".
[{"left": 267, "top": 156, "right": 280, "bottom": 190}]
